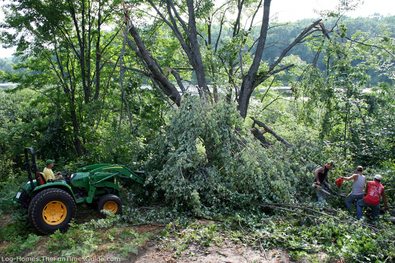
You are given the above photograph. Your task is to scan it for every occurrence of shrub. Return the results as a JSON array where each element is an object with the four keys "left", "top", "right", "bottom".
[{"left": 0, "top": 156, "right": 15, "bottom": 182}]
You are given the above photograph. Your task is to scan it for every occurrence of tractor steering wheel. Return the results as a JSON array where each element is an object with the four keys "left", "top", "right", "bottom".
[{"left": 63, "top": 173, "right": 72, "bottom": 184}]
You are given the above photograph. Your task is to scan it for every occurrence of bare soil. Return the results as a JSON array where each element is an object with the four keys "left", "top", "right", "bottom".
[
  {"left": 134, "top": 238, "right": 291, "bottom": 263},
  {"left": 1, "top": 210, "right": 293, "bottom": 263},
  {"left": 0, "top": 213, "right": 12, "bottom": 228}
]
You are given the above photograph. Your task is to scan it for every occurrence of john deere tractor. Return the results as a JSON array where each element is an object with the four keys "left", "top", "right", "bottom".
[{"left": 15, "top": 147, "right": 144, "bottom": 234}]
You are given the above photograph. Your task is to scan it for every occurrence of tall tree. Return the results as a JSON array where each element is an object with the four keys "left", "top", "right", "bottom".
[
  {"left": 1, "top": 0, "right": 121, "bottom": 155},
  {"left": 124, "top": 0, "right": 329, "bottom": 118}
]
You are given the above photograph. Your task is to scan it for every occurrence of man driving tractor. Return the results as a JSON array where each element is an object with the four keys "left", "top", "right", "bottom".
[{"left": 43, "top": 159, "right": 62, "bottom": 181}]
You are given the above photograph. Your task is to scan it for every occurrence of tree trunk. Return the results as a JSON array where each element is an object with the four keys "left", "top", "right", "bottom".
[
  {"left": 238, "top": 0, "right": 271, "bottom": 118},
  {"left": 69, "top": 93, "right": 84, "bottom": 156},
  {"left": 186, "top": 0, "right": 210, "bottom": 98},
  {"left": 94, "top": 0, "right": 102, "bottom": 100},
  {"left": 127, "top": 19, "right": 181, "bottom": 106}
]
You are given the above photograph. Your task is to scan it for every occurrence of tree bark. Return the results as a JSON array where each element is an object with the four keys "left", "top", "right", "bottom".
[
  {"left": 94, "top": 0, "right": 102, "bottom": 100},
  {"left": 251, "top": 117, "right": 292, "bottom": 147},
  {"left": 238, "top": 0, "right": 272, "bottom": 118},
  {"left": 124, "top": 1, "right": 329, "bottom": 120},
  {"left": 127, "top": 19, "right": 181, "bottom": 106},
  {"left": 70, "top": 93, "right": 84, "bottom": 156},
  {"left": 250, "top": 127, "right": 271, "bottom": 147},
  {"left": 187, "top": 0, "right": 210, "bottom": 99},
  {"left": 67, "top": 0, "right": 90, "bottom": 103}
]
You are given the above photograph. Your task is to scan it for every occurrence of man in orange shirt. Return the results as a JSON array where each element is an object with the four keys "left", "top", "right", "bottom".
[{"left": 356, "top": 174, "right": 388, "bottom": 220}]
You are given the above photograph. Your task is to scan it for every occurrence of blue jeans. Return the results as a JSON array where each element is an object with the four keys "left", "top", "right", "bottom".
[
  {"left": 316, "top": 185, "right": 331, "bottom": 205},
  {"left": 356, "top": 199, "right": 380, "bottom": 220},
  {"left": 345, "top": 194, "right": 364, "bottom": 210}
]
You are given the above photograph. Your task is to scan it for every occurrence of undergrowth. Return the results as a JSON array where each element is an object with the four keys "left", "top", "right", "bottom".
[
  {"left": 1, "top": 214, "right": 152, "bottom": 259},
  {"left": 157, "top": 210, "right": 395, "bottom": 262}
]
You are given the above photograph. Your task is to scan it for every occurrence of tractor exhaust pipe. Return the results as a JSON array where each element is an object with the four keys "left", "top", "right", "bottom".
[{"left": 24, "top": 147, "right": 37, "bottom": 191}]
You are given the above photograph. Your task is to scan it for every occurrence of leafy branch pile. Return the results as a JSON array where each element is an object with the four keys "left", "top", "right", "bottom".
[
  {"left": 158, "top": 211, "right": 395, "bottom": 262},
  {"left": 145, "top": 98, "right": 313, "bottom": 215}
]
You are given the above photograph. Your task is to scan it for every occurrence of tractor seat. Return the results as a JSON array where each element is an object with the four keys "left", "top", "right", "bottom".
[{"left": 35, "top": 172, "right": 47, "bottom": 185}]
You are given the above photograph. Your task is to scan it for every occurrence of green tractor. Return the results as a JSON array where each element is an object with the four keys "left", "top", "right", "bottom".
[{"left": 15, "top": 147, "right": 144, "bottom": 234}]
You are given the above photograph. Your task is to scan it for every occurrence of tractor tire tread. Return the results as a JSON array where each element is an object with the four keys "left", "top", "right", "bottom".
[
  {"left": 28, "top": 188, "right": 76, "bottom": 234},
  {"left": 97, "top": 194, "right": 122, "bottom": 216}
]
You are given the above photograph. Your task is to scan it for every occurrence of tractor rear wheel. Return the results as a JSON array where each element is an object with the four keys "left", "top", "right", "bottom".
[
  {"left": 97, "top": 194, "right": 122, "bottom": 215},
  {"left": 28, "top": 188, "right": 76, "bottom": 234}
]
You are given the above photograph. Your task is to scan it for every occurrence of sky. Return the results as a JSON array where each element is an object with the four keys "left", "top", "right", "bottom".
[
  {"left": 0, "top": 0, "right": 395, "bottom": 58},
  {"left": 270, "top": 0, "right": 395, "bottom": 22}
]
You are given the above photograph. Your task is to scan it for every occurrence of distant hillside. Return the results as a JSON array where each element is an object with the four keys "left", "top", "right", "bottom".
[
  {"left": 0, "top": 57, "right": 22, "bottom": 83},
  {"left": 0, "top": 57, "right": 14, "bottom": 73},
  {"left": 260, "top": 16, "right": 395, "bottom": 84}
]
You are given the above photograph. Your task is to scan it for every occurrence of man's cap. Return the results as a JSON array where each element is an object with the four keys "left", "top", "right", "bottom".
[
  {"left": 356, "top": 166, "right": 363, "bottom": 172},
  {"left": 374, "top": 174, "right": 382, "bottom": 181},
  {"left": 46, "top": 159, "right": 55, "bottom": 165}
]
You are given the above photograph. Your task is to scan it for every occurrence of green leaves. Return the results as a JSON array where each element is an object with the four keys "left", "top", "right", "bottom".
[
  {"left": 145, "top": 98, "right": 309, "bottom": 214},
  {"left": 293, "top": 21, "right": 395, "bottom": 165}
]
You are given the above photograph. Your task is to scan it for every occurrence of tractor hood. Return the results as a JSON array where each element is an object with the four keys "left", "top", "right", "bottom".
[{"left": 70, "top": 164, "right": 144, "bottom": 188}]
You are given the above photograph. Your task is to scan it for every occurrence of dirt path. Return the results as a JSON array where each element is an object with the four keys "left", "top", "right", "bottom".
[
  {"left": 1, "top": 211, "right": 293, "bottom": 263},
  {"left": 135, "top": 238, "right": 290, "bottom": 263}
]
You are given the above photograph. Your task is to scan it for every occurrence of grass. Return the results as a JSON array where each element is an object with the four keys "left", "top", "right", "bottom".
[{"left": 0, "top": 215, "right": 154, "bottom": 260}]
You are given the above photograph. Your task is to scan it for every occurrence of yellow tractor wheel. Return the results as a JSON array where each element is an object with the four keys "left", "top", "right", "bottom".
[
  {"left": 28, "top": 188, "right": 76, "bottom": 234},
  {"left": 97, "top": 194, "right": 122, "bottom": 216}
]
